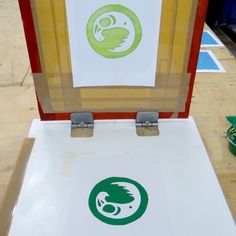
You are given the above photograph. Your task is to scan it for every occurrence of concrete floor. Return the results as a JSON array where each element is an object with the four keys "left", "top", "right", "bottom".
[
  {"left": 0, "top": 0, "right": 236, "bottom": 222},
  {"left": 0, "top": 0, "right": 39, "bottom": 207}
]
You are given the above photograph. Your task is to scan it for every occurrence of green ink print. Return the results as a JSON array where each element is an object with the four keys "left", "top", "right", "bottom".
[
  {"left": 100, "top": 17, "right": 112, "bottom": 27},
  {"left": 88, "top": 177, "right": 148, "bottom": 225},
  {"left": 87, "top": 5, "right": 142, "bottom": 58}
]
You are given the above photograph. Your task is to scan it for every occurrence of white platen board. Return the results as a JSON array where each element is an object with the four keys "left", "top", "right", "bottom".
[
  {"left": 9, "top": 118, "right": 236, "bottom": 236},
  {"left": 66, "top": 0, "right": 162, "bottom": 87}
]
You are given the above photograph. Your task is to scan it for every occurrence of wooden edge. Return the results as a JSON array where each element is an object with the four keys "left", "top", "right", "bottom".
[
  {"left": 0, "top": 138, "right": 35, "bottom": 236},
  {"left": 18, "top": 0, "right": 42, "bottom": 73},
  {"left": 179, "top": 0, "right": 209, "bottom": 118}
]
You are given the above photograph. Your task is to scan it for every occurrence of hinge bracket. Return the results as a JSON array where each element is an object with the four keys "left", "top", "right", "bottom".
[
  {"left": 136, "top": 111, "right": 159, "bottom": 136},
  {"left": 71, "top": 112, "right": 94, "bottom": 137}
]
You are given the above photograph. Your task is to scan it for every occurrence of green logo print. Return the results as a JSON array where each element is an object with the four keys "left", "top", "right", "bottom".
[
  {"left": 86, "top": 5, "right": 142, "bottom": 58},
  {"left": 88, "top": 177, "right": 148, "bottom": 225}
]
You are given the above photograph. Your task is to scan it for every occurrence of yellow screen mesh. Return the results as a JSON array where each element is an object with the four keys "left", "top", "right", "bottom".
[{"left": 31, "top": 0, "right": 197, "bottom": 113}]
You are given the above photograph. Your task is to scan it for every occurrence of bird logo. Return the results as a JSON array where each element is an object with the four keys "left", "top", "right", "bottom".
[
  {"left": 86, "top": 5, "right": 142, "bottom": 58},
  {"left": 88, "top": 177, "right": 148, "bottom": 225}
]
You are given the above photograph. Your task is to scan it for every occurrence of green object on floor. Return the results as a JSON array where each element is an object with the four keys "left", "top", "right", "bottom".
[
  {"left": 226, "top": 116, "right": 236, "bottom": 128},
  {"left": 226, "top": 116, "right": 236, "bottom": 157}
]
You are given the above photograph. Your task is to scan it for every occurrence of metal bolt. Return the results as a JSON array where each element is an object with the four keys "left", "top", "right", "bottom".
[
  {"left": 144, "top": 121, "right": 152, "bottom": 127},
  {"left": 79, "top": 121, "right": 86, "bottom": 127}
]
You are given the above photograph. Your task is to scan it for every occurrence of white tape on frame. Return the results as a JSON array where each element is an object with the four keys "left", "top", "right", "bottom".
[{"left": 66, "top": 0, "right": 163, "bottom": 87}]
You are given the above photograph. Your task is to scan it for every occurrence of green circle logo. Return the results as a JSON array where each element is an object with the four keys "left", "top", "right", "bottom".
[
  {"left": 86, "top": 5, "right": 142, "bottom": 58},
  {"left": 88, "top": 177, "right": 148, "bottom": 225}
]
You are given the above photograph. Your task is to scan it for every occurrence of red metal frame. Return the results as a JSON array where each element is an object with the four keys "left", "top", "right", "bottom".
[{"left": 18, "top": 0, "right": 208, "bottom": 121}]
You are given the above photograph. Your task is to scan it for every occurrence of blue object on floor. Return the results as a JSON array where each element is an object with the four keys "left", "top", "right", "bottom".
[
  {"left": 197, "top": 51, "right": 221, "bottom": 70},
  {"left": 220, "top": 0, "right": 236, "bottom": 25},
  {"left": 201, "top": 31, "right": 219, "bottom": 46}
]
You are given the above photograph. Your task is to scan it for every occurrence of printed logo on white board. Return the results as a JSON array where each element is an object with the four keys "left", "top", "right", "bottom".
[{"left": 88, "top": 177, "right": 148, "bottom": 225}]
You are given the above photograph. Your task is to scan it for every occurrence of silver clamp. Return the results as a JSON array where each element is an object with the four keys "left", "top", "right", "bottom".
[
  {"left": 136, "top": 111, "right": 159, "bottom": 136},
  {"left": 71, "top": 112, "right": 94, "bottom": 137}
]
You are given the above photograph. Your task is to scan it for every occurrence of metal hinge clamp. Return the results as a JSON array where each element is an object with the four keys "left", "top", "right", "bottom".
[
  {"left": 71, "top": 112, "right": 94, "bottom": 137},
  {"left": 136, "top": 111, "right": 159, "bottom": 136}
]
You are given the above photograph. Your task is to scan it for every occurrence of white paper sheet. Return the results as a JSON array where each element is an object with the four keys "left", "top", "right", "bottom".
[{"left": 66, "top": 0, "right": 162, "bottom": 87}]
